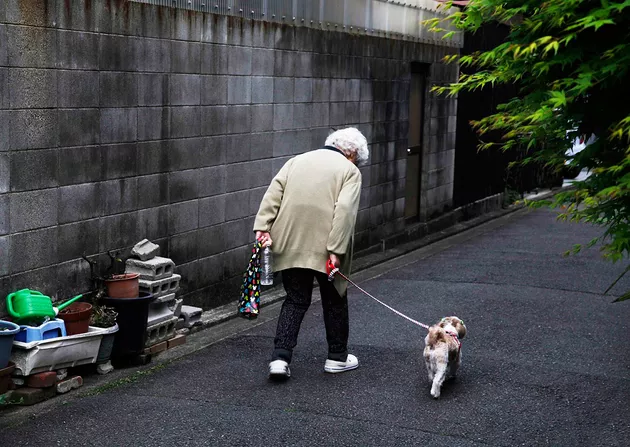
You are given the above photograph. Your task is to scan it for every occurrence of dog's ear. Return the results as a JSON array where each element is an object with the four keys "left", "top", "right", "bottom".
[{"left": 455, "top": 318, "right": 467, "bottom": 339}]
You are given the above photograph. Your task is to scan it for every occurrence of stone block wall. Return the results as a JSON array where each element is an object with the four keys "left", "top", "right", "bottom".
[{"left": 0, "top": 0, "right": 458, "bottom": 313}]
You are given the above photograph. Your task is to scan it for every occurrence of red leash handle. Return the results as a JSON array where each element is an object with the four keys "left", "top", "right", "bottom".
[{"left": 327, "top": 259, "right": 339, "bottom": 282}]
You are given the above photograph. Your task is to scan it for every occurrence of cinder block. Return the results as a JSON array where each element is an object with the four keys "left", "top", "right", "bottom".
[
  {"left": 168, "top": 200, "right": 198, "bottom": 235},
  {"left": 274, "top": 51, "right": 295, "bottom": 77},
  {"left": 147, "top": 297, "right": 176, "bottom": 326},
  {"left": 169, "top": 138, "right": 201, "bottom": 171},
  {"left": 100, "top": 108, "right": 137, "bottom": 144},
  {"left": 251, "top": 105, "right": 273, "bottom": 133},
  {"left": 0, "top": 24, "right": 7, "bottom": 65},
  {"left": 100, "top": 72, "right": 138, "bottom": 108},
  {"left": 59, "top": 109, "right": 100, "bottom": 147},
  {"left": 145, "top": 316, "right": 179, "bottom": 347},
  {"left": 138, "top": 107, "right": 170, "bottom": 142},
  {"left": 10, "top": 189, "right": 58, "bottom": 232},
  {"left": 313, "top": 78, "right": 331, "bottom": 102},
  {"left": 169, "top": 74, "right": 201, "bottom": 106},
  {"left": 170, "top": 106, "right": 201, "bottom": 138},
  {"left": 169, "top": 169, "right": 200, "bottom": 203},
  {"left": 312, "top": 103, "right": 330, "bottom": 128},
  {"left": 199, "top": 165, "right": 227, "bottom": 198},
  {"left": 172, "top": 41, "right": 201, "bottom": 73},
  {"left": 101, "top": 178, "right": 138, "bottom": 215},
  {"left": 200, "top": 136, "right": 226, "bottom": 167},
  {"left": 137, "top": 38, "right": 171, "bottom": 73},
  {"left": 57, "top": 220, "right": 100, "bottom": 263},
  {"left": 295, "top": 52, "right": 313, "bottom": 78},
  {"left": 131, "top": 239, "right": 161, "bottom": 262},
  {"left": 177, "top": 305, "right": 203, "bottom": 329},
  {"left": 202, "top": 106, "right": 228, "bottom": 136},
  {"left": 345, "top": 79, "right": 361, "bottom": 102},
  {"left": 273, "top": 105, "right": 294, "bottom": 131},
  {"left": 0, "top": 195, "right": 8, "bottom": 236},
  {"left": 294, "top": 78, "right": 313, "bottom": 103},
  {"left": 169, "top": 231, "right": 199, "bottom": 265},
  {"left": 56, "top": 375, "right": 83, "bottom": 394},
  {"left": 139, "top": 274, "right": 181, "bottom": 298},
  {"left": 167, "top": 334, "right": 186, "bottom": 349},
  {"left": 251, "top": 77, "right": 273, "bottom": 104},
  {"left": 201, "top": 76, "right": 227, "bottom": 105},
  {"left": 224, "top": 190, "right": 250, "bottom": 221},
  {"left": 99, "top": 35, "right": 137, "bottom": 71},
  {"left": 293, "top": 104, "right": 312, "bottom": 130},
  {"left": 199, "top": 194, "right": 226, "bottom": 227},
  {"left": 58, "top": 31, "right": 99, "bottom": 70},
  {"left": 101, "top": 143, "right": 137, "bottom": 180},
  {"left": 331, "top": 79, "right": 346, "bottom": 102},
  {"left": 10, "top": 149, "right": 58, "bottom": 192},
  {"left": 201, "top": 44, "right": 228, "bottom": 75},
  {"left": 227, "top": 46, "right": 252, "bottom": 75},
  {"left": 0, "top": 68, "right": 7, "bottom": 109},
  {"left": 171, "top": 298, "right": 183, "bottom": 318},
  {"left": 227, "top": 76, "right": 251, "bottom": 105},
  {"left": 7, "top": 25, "right": 56, "bottom": 67},
  {"left": 127, "top": 256, "right": 174, "bottom": 280},
  {"left": 10, "top": 109, "right": 58, "bottom": 150},
  {"left": 225, "top": 134, "right": 251, "bottom": 163},
  {"left": 26, "top": 371, "right": 57, "bottom": 389},
  {"left": 227, "top": 106, "right": 252, "bottom": 134},
  {"left": 137, "top": 171, "right": 168, "bottom": 207},
  {"left": 273, "top": 78, "right": 294, "bottom": 103},
  {"left": 138, "top": 73, "right": 167, "bottom": 106},
  {"left": 58, "top": 183, "right": 101, "bottom": 224},
  {"left": 56, "top": 71, "right": 99, "bottom": 108},
  {"left": 7, "top": 386, "right": 56, "bottom": 406},
  {"left": 138, "top": 206, "right": 170, "bottom": 242},
  {"left": 330, "top": 102, "right": 346, "bottom": 127},
  {"left": 9, "top": 68, "right": 57, "bottom": 109},
  {"left": 252, "top": 49, "right": 275, "bottom": 76},
  {"left": 273, "top": 131, "right": 297, "bottom": 157},
  {"left": 138, "top": 141, "right": 169, "bottom": 175}
]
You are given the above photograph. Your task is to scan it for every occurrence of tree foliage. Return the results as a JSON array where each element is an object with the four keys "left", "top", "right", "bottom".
[{"left": 428, "top": 0, "right": 630, "bottom": 300}]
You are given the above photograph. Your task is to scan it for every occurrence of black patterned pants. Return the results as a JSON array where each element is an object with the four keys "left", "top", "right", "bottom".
[{"left": 272, "top": 268, "right": 349, "bottom": 363}]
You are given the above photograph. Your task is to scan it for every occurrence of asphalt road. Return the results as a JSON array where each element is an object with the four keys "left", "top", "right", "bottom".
[{"left": 2, "top": 209, "right": 629, "bottom": 446}]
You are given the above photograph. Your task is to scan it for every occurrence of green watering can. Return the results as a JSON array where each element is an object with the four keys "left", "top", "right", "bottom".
[{"left": 6, "top": 289, "right": 84, "bottom": 325}]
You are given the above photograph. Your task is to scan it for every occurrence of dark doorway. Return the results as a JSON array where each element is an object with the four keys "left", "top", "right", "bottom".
[{"left": 405, "top": 63, "right": 429, "bottom": 219}]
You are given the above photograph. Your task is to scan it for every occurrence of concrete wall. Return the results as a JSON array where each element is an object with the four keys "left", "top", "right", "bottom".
[{"left": 0, "top": 0, "right": 458, "bottom": 313}]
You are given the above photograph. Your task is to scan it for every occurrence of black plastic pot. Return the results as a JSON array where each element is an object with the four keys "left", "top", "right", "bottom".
[{"left": 101, "top": 292, "right": 155, "bottom": 360}]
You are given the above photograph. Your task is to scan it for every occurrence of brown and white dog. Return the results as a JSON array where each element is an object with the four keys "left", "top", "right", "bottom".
[{"left": 423, "top": 316, "right": 467, "bottom": 399}]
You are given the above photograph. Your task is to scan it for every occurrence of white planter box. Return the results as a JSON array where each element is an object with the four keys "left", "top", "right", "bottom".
[{"left": 11, "top": 326, "right": 109, "bottom": 376}]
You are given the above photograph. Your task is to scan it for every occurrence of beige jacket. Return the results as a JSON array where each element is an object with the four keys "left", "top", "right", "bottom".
[{"left": 253, "top": 148, "right": 362, "bottom": 294}]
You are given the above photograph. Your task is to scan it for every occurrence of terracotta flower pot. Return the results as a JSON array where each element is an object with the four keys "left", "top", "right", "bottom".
[
  {"left": 58, "top": 302, "right": 93, "bottom": 335},
  {"left": 105, "top": 273, "right": 140, "bottom": 298}
]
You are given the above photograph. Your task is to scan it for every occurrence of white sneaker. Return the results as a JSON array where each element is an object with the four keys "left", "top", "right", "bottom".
[
  {"left": 324, "top": 354, "right": 359, "bottom": 374},
  {"left": 268, "top": 360, "right": 291, "bottom": 379}
]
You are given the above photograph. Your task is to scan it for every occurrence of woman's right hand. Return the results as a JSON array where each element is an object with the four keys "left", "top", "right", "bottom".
[{"left": 255, "top": 231, "right": 273, "bottom": 247}]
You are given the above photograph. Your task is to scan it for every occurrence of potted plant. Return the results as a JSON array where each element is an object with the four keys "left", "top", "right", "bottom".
[
  {"left": 91, "top": 305, "right": 119, "bottom": 374},
  {"left": 103, "top": 250, "right": 140, "bottom": 298},
  {"left": 58, "top": 302, "right": 93, "bottom": 335}
]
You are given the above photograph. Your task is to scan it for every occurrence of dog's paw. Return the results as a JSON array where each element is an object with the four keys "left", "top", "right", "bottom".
[{"left": 430, "top": 387, "right": 441, "bottom": 399}]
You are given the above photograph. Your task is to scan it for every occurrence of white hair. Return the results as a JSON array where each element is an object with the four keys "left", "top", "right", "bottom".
[{"left": 325, "top": 127, "right": 369, "bottom": 165}]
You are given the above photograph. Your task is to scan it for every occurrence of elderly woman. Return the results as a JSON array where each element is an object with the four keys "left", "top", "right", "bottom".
[{"left": 254, "top": 127, "right": 369, "bottom": 380}]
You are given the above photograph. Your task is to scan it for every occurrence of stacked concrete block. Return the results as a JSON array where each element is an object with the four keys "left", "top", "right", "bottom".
[{"left": 126, "top": 240, "right": 189, "bottom": 352}]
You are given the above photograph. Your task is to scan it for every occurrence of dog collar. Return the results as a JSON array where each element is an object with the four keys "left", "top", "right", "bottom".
[{"left": 445, "top": 330, "right": 461, "bottom": 352}]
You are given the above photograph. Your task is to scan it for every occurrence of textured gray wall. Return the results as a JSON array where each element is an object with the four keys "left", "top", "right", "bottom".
[{"left": 0, "top": 0, "right": 458, "bottom": 313}]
